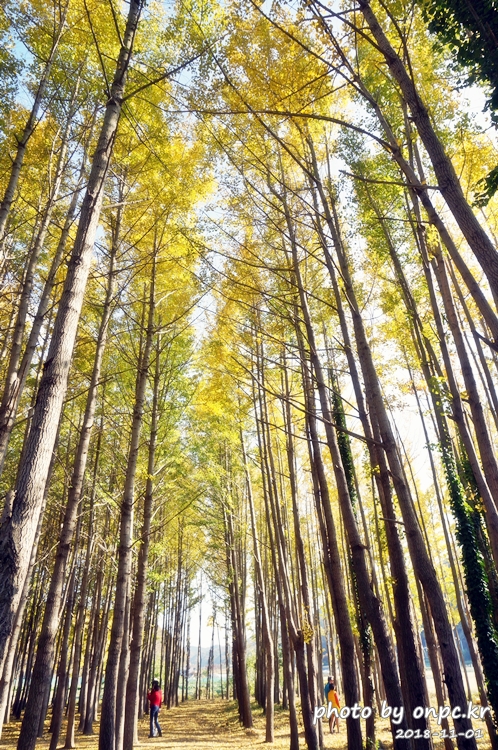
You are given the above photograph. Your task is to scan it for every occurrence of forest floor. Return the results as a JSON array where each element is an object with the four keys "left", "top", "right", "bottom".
[{"left": 0, "top": 698, "right": 492, "bottom": 749}]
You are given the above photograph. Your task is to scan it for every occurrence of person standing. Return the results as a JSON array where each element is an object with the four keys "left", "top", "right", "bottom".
[
  {"left": 324, "top": 676, "right": 340, "bottom": 734},
  {"left": 147, "top": 680, "right": 163, "bottom": 738}
]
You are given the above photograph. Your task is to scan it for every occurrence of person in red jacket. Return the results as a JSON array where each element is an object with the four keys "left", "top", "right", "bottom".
[{"left": 147, "top": 680, "right": 163, "bottom": 738}]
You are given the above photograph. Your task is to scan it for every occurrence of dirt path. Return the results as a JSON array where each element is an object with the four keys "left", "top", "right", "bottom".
[
  {"left": 0, "top": 699, "right": 492, "bottom": 749},
  {"left": 0, "top": 700, "right": 359, "bottom": 750},
  {"left": 140, "top": 699, "right": 493, "bottom": 750},
  {"left": 143, "top": 700, "right": 385, "bottom": 749},
  {"left": 140, "top": 699, "right": 266, "bottom": 748}
]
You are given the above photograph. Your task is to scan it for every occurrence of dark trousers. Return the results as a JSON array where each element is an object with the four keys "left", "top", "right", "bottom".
[{"left": 150, "top": 704, "right": 161, "bottom": 736}]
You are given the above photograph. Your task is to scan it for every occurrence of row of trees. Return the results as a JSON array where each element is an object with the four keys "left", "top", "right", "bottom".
[
  {"left": 0, "top": 0, "right": 497, "bottom": 749},
  {"left": 0, "top": 2, "right": 212, "bottom": 750}
]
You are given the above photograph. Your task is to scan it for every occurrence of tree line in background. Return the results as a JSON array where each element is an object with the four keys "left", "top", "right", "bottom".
[{"left": 0, "top": 0, "right": 497, "bottom": 750}]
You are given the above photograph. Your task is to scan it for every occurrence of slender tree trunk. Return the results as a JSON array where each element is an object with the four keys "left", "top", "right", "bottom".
[
  {"left": 64, "top": 483, "right": 97, "bottom": 749},
  {"left": 0, "top": 498, "right": 45, "bottom": 736},
  {"left": 417, "top": 581, "right": 454, "bottom": 750},
  {"left": 355, "top": 0, "right": 498, "bottom": 299},
  {"left": 223, "top": 502, "right": 253, "bottom": 728},
  {"left": 123, "top": 334, "right": 161, "bottom": 750},
  {"left": 434, "top": 248, "right": 498, "bottom": 515},
  {"left": 281, "top": 363, "right": 322, "bottom": 747},
  {"left": 300, "top": 350, "right": 363, "bottom": 750},
  {"left": 254, "top": 343, "right": 319, "bottom": 750},
  {"left": 81, "top": 565, "right": 105, "bottom": 733},
  {"left": 99, "top": 253, "right": 156, "bottom": 750},
  {"left": 115, "top": 588, "right": 132, "bottom": 750},
  {"left": 242, "top": 431, "right": 274, "bottom": 742},
  {"left": 252, "top": 365, "right": 299, "bottom": 750},
  {"left": 449, "top": 263, "right": 498, "bottom": 432},
  {"left": 0, "top": 4, "right": 68, "bottom": 266},
  {"left": 48, "top": 564, "right": 77, "bottom": 750}
]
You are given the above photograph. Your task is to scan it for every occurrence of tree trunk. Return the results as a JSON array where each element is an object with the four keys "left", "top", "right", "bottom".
[
  {"left": 223, "top": 502, "right": 253, "bottom": 728},
  {"left": 81, "top": 565, "right": 104, "bottom": 733},
  {"left": 64, "top": 482, "right": 97, "bottom": 748},
  {"left": 276, "top": 179, "right": 409, "bottom": 747},
  {"left": 254, "top": 343, "right": 318, "bottom": 750},
  {"left": 0, "top": 109, "right": 95, "bottom": 474},
  {"left": 434, "top": 248, "right": 498, "bottom": 518},
  {"left": 99, "top": 253, "right": 156, "bottom": 750},
  {"left": 356, "top": 0, "right": 498, "bottom": 299},
  {"left": 242, "top": 431, "right": 274, "bottom": 742},
  {"left": 282, "top": 362, "right": 322, "bottom": 747},
  {"left": 0, "top": 498, "right": 45, "bottom": 736},
  {"left": 300, "top": 350, "right": 363, "bottom": 750},
  {"left": 306, "top": 152, "right": 430, "bottom": 742},
  {"left": 48, "top": 564, "right": 77, "bottom": 750},
  {"left": 16, "top": 207, "right": 118, "bottom": 750},
  {"left": 123, "top": 334, "right": 161, "bottom": 750},
  {"left": 115, "top": 588, "right": 132, "bottom": 750},
  {"left": 305, "top": 146, "right": 479, "bottom": 748},
  {"left": 253, "top": 364, "right": 299, "bottom": 750},
  {"left": 0, "top": 4, "right": 68, "bottom": 265}
]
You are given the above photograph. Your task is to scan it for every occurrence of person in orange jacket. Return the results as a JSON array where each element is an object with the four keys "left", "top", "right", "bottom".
[
  {"left": 324, "top": 676, "right": 340, "bottom": 733},
  {"left": 147, "top": 680, "right": 163, "bottom": 738}
]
